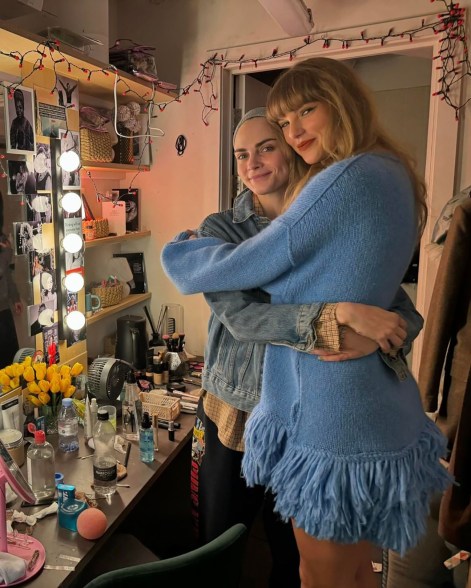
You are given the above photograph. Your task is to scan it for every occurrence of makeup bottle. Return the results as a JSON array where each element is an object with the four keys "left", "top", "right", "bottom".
[
  {"left": 153, "top": 362, "right": 164, "bottom": 387},
  {"left": 139, "top": 412, "right": 154, "bottom": 463}
]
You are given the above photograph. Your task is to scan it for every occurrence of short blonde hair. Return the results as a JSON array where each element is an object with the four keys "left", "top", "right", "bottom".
[{"left": 267, "top": 57, "right": 427, "bottom": 234}]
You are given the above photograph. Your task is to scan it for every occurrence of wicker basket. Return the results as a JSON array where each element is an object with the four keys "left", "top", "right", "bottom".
[
  {"left": 82, "top": 218, "right": 109, "bottom": 241},
  {"left": 91, "top": 283, "right": 124, "bottom": 307},
  {"left": 80, "top": 127, "right": 114, "bottom": 163},
  {"left": 139, "top": 392, "right": 181, "bottom": 421}
]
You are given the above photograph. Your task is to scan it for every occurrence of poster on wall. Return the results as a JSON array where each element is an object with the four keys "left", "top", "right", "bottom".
[{"left": 3, "top": 84, "right": 36, "bottom": 155}]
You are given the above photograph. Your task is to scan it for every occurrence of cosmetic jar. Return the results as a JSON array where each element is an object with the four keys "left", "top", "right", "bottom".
[{"left": 0, "top": 428, "right": 25, "bottom": 466}]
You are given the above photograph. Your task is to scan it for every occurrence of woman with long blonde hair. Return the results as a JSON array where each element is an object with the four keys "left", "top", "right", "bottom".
[{"left": 162, "top": 57, "right": 449, "bottom": 588}]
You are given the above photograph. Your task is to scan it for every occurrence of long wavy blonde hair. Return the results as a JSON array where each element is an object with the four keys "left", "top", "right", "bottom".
[{"left": 266, "top": 57, "right": 428, "bottom": 235}]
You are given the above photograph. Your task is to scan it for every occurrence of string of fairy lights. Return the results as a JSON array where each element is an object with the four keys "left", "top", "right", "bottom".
[{"left": 0, "top": 0, "right": 469, "bottom": 186}]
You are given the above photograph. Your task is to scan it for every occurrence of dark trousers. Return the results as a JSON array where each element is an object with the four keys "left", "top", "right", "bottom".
[
  {"left": 0, "top": 308, "right": 19, "bottom": 368},
  {"left": 190, "top": 398, "right": 300, "bottom": 587}
]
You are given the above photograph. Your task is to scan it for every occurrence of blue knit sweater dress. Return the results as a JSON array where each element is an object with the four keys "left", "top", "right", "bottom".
[{"left": 161, "top": 153, "right": 451, "bottom": 554}]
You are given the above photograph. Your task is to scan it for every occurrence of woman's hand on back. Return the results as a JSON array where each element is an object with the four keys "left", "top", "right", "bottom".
[
  {"left": 335, "top": 302, "right": 407, "bottom": 353},
  {"left": 311, "top": 327, "right": 378, "bottom": 361}
]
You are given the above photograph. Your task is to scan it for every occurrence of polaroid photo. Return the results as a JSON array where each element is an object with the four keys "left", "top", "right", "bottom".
[
  {"left": 7, "top": 159, "right": 36, "bottom": 195},
  {"left": 4, "top": 84, "right": 36, "bottom": 155}
]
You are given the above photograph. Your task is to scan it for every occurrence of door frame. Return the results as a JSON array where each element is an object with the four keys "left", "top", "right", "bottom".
[{"left": 217, "top": 24, "right": 461, "bottom": 376}]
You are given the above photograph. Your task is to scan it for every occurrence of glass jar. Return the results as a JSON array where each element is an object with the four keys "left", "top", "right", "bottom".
[{"left": 0, "top": 428, "right": 25, "bottom": 466}]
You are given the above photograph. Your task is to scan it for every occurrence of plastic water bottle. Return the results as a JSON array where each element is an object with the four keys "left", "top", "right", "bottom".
[
  {"left": 139, "top": 412, "right": 154, "bottom": 463},
  {"left": 122, "top": 371, "right": 139, "bottom": 441},
  {"left": 26, "top": 430, "right": 55, "bottom": 500},
  {"left": 93, "top": 408, "right": 117, "bottom": 497},
  {"left": 58, "top": 398, "right": 79, "bottom": 453}
]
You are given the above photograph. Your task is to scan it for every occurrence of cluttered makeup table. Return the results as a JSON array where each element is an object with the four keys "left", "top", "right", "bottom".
[{"left": 9, "top": 412, "right": 195, "bottom": 588}]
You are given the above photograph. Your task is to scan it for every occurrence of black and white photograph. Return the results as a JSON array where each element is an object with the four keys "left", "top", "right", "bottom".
[
  {"left": 34, "top": 142, "right": 52, "bottom": 190},
  {"left": 112, "top": 188, "right": 139, "bottom": 231},
  {"left": 14, "top": 221, "right": 33, "bottom": 254},
  {"left": 27, "top": 300, "right": 55, "bottom": 336},
  {"left": 38, "top": 269, "right": 57, "bottom": 310},
  {"left": 43, "top": 324, "right": 60, "bottom": 366},
  {"left": 25, "top": 194, "right": 52, "bottom": 224},
  {"left": 7, "top": 159, "right": 36, "bottom": 195},
  {"left": 4, "top": 85, "right": 36, "bottom": 154},
  {"left": 28, "top": 248, "right": 54, "bottom": 280},
  {"left": 56, "top": 75, "right": 79, "bottom": 109},
  {"left": 59, "top": 129, "right": 80, "bottom": 189}
]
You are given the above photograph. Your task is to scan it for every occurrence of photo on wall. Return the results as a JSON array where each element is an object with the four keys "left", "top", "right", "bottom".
[
  {"left": 34, "top": 142, "right": 52, "bottom": 191},
  {"left": 7, "top": 159, "right": 36, "bottom": 195},
  {"left": 56, "top": 75, "right": 79, "bottom": 110},
  {"left": 112, "top": 188, "right": 139, "bottom": 231},
  {"left": 43, "top": 324, "right": 60, "bottom": 366},
  {"left": 28, "top": 248, "right": 54, "bottom": 281},
  {"left": 59, "top": 129, "right": 80, "bottom": 189},
  {"left": 67, "top": 324, "right": 86, "bottom": 348},
  {"left": 66, "top": 290, "right": 78, "bottom": 313},
  {"left": 13, "top": 221, "right": 43, "bottom": 255},
  {"left": 27, "top": 300, "right": 55, "bottom": 336},
  {"left": 25, "top": 194, "right": 52, "bottom": 224},
  {"left": 35, "top": 269, "right": 57, "bottom": 310},
  {"left": 3, "top": 84, "right": 36, "bottom": 155}
]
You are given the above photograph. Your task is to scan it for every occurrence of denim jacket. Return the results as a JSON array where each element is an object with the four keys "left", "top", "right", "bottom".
[{"left": 197, "top": 189, "right": 423, "bottom": 412}]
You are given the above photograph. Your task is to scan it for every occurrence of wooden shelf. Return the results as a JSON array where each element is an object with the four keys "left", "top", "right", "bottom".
[
  {"left": 0, "top": 22, "right": 175, "bottom": 104},
  {"left": 85, "top": 230, "right": 151, "bottom": 249},
  {"left": 87, "top": 292, "right": 151, "bottom": 325},
  {"left": 81, "top": 161, "right": 150, "bottom": 172}
]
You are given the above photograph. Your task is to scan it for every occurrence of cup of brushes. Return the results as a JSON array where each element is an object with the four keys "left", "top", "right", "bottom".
[{"left": 162, "top": 333, "right": 188, "bottom": 380}]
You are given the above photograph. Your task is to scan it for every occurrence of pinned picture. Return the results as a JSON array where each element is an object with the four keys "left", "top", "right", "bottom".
[
  {"left": 34, "top": 143, "right": 52, "bottom": 190},
  {"left": 56, "top": 75, "right": 79, "bottom": 110},
  {"left": 25, "top": 194, "right": 52, "bottom": 224},
  {"left": 66, "top": 290, "right": 78, "bottom": 313},
  {"left": 7, "top": 160, "right": 36, "bottom": 195},
  {"left": 67, "top": 324, "right": 86, "bottom": 348},
  {"left": 43, "top": 324, "right": 60, "bottom": 366},
  {"left": 28, "top": 300, "right": 55, "bottom": 336},
  {"left": 38, "top": 269, "right": 57, "bottom": 310},
  {"left": 59, "top": 129, "right": 80, "bottom": 189},
  {"left": 28, "top": 248, "right": 54, "bottom": 280},
  {"left": 65, "top": 250, "right": 84, "bottom": 273},
  {"left": 4, "top": 85, "right": 36, "bottom": 155}
]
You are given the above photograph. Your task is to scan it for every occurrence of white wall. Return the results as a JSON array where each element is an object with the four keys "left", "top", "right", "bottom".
[{"left": 114, "top": 0, "right": 471, "bottom": 355}]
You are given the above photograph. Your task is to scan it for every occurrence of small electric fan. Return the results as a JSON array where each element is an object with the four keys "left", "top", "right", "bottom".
[
  {"left": 87, "top": 357, "right": 131, "bottom": 402},
  {"left": 12, "top": 348, "right": 36, "bottom": 363}
]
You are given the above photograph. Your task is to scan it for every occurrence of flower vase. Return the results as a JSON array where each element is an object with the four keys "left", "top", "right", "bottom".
[{"left": 41, "top": 404, "right": 58, "bottom": 435}]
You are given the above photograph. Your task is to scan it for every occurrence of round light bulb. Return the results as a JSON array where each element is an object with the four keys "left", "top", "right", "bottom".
[
  {"left": 59, "top": 150, "right": 80, "bottom": 172},
  {"left": 63, "top": 233, "right": 83, "bottom": 254},
  {"left": 64, "top": 272, "right": 84, "bottom": 293},
  {"left": 66, "top": 311, "right": 85, "bottom": 330},
  {"left": 62, "top": 192, "right": 82, "bottom": 214}
]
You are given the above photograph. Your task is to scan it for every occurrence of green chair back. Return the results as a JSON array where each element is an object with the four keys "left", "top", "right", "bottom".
[{"left": 82, "top": 523, "right": 247, "bottom": 588}]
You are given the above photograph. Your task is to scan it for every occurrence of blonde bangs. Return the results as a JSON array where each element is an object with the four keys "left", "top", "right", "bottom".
[{"left": 266, "top": 73, "right": 321, "bottom": 125}]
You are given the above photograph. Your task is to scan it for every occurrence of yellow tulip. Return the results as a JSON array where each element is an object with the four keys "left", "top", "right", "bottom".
[
  {"left": 46, "top": 366, "right": 54, "bottom": 381},
  {"left": 1, "top": 386, "right": 11, "bottom": 393},
  {"left": 23, "top": 366, "right": 35, "bottom": 382},
  {"left": 10, "top": 377, "right": 20, "bottom": 389},
  {"left": 63, "top": 385, "right": 76, "bottom": 398},
  {"left": 60, "top": 378, "right": 71, "bottom": 394},
  {"left": 35, "top": 367, "right": 47, "bottom": 381},
  {"left": 0, "top": 373, "right": 11, "bottom": 387},
  {"left": 13, "top": 364, "right": 24, "bottom": 377},
  {"left": 39, "top": 380, "right": 51, "bottom": 393},
  {"left": 50, "top": 376, "right": 61, "bottom": 393},
  {"left": 23, "top": 356, "right": 32, "bottom": 367},
  {"left": 27, "top": 381, "right": 41, "bottom": 394},
  {"left": 5, "top": 365, "right": 15, "bottom": 377},
  {"left": 33, "top": 362, "right": 47, "bottom": 373},
  {"left": 38, "top": 392, "right": 51, "bottom": 405},
  {"left": 60, "top": 365, "right": 71, "bottom": 378},
  {"left": 70, "top": 363, "right": 84, "bottom": 377},
  {"left": 27, "top": 394, "right": 42, "bottom": 407}
]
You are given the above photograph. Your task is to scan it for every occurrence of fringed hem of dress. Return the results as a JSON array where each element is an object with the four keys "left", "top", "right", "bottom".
[{"left": 241, "top": 411, "right": 452, "bottom": 555}]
